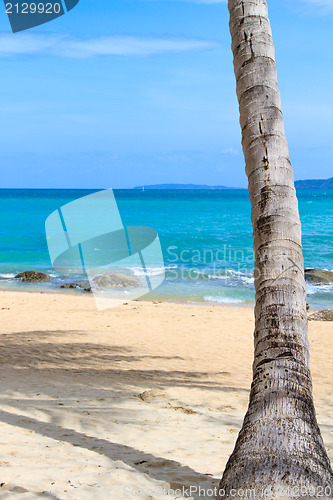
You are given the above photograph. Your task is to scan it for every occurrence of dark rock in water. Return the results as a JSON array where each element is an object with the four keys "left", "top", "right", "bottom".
[
  {"left": 308, "top": 309, "right": 333, "bottom": 322},
  {"left": 59, "top": 274, "right": 142, "bottom": 292},
  {"left": 15, "top": 271, "right": 51, "bottom": 283},
  {"left": 78, "top": 282, "right": 90, "bottom": 288},
  {"left": 304, "top": 269, "right": 333, "bottom": 284},
  {"left": 61, "top": 282, "right": 90, "bottom": 289},
  {"left": 92, "top": 273, "right": 143, "bottom": 289},
  {"left": 61, "top": 283, "right": 78, "bottom": 289}
]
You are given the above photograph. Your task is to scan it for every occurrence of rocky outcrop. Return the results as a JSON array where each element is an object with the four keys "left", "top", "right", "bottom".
[
  {"left": 15, "top": 271, "right": 51, "bottom": 283},
  {"left": 308, "top": 309, "right": 333, "bottom": 322},
  {"left": 60, "top": 283, "right": 77, "bottom": 289},
  {"left": 92, "top": 274, "right": 143, "bottom": 289},
  {"left": 60, "top": 282, "right": 90, "bottom": 289},
  {"left": 305, "top": 269, "right": 333, "bottom": 284},
  {"left": 58, "top": 274, "right": 142, "bottom": 292}
]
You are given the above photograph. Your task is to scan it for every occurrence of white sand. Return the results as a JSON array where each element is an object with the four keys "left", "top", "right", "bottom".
[{"left": 0, "top": 291, "right": 332, "bottom": 499}]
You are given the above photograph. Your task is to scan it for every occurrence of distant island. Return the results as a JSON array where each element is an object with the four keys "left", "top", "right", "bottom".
[
  {"left": 294, "top": 177, "right": 333, "bottom": 189},
  {"left": 133, "top": 184, "right": 238, "bottom": 190},
  {"left": 133, "top": 178, "right": 333, "bottom": 190}
]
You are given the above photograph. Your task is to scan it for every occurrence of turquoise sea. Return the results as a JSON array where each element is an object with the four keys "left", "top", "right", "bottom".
[{"left": 0, "top": 189, "right": 332, "bottom": 309}]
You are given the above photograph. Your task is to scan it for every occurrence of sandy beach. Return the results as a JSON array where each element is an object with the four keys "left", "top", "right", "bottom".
[{"left": 0, "top": 291, "right": 332, "bottom": 499}]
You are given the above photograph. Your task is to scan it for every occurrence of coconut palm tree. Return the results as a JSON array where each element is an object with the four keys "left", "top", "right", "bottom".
[{"left": 218, "top": 1, "right": 333, "bottom": 498}]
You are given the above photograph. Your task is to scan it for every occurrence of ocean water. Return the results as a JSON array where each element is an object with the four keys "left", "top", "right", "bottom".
[{"left": 0, "top": 188, "right": 332, "bottom": 309}]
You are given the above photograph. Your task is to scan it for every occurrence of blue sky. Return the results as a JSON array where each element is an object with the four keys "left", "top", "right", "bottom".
[{"left": 0, "top": 0, "right": 332, "bottom": 188}]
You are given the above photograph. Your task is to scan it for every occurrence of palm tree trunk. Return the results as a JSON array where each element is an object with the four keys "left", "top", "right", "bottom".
[{"left": 218, "top": 1, "right": 333, "bottom": 498}]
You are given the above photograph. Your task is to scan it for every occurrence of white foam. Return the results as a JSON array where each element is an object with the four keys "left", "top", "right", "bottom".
[
  {"left": 240, "top": 276, "right": 255, "bottom": 285},
  {"left": 306, "top": 283, "right": 333, "bottom": 295},
  {"left": 207, "top": 271, "right": 254, "bottom": 285},
  {"left": 0, "top": 273, "right": 16, "bottom": 279},
  {"left": 132, "top": 265, "right": 174, "bottom": 277},
  {"left": 203, "top": 295, "right": 243, "bottom": 304},
  {"left": 207, "top": 274, "right": 230, "bottom": 281}
]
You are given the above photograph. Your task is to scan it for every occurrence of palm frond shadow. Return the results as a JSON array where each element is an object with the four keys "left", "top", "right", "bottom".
[
  {"left": 0, "top": 330, "right": 248, "bottom": 395},
  {"left": 0, "top": 329, "right": 246, "bottom": 498},
  {"left": 0, "top": 409, "right": 217, "bottom": 499}
]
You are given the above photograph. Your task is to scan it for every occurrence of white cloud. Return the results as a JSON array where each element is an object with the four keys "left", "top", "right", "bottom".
[
  {"left": 223, "top": 147, "right": 241, "bottom": 156},
  {"left": 0, "top": 33, "right": 221, "bottom": 58},
  {"left": 157, "top": 0, "right": 226, "bottom": 3},
  {"left": 133, "top": 0, "right": 228, "bottom": 5},
  {"left": 179, "top": 0, "right": 333, "bottom": 10},
  {"left": 132, "top": 0, "right": 226, "bottom": 3},
  {"left": 303, "top": 0, "right": 333, "bottom": 8},
  {"left": 290, "top": 0, "right": 333, "bottom": 14}
]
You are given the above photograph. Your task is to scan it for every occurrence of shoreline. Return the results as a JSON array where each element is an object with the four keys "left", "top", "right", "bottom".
[
  {"left": 0, "top": 285, "right": 256, "bottom": 309},
  {"left": 0, "top": 282, "right": 330, "bottom": 312},
  {"left": 1, "top": 264, "right": 333, "bottom": 312}
]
